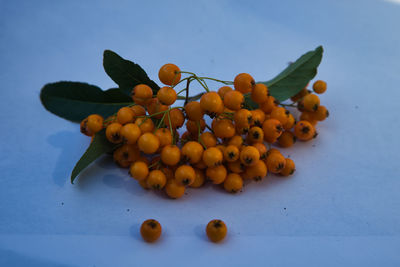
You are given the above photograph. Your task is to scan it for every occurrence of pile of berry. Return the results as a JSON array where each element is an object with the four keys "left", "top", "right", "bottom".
[{"left": 79, "top": 63, "right": 329, "bottom": 198}]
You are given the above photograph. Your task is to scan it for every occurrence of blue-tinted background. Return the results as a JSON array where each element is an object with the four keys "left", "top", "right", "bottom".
[{"left": 1, "top": 0, "right": 399, "bottom": 266}]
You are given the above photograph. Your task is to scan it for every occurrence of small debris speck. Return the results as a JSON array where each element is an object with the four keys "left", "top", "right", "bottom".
[
  {"left": 355, "top": 105, "right": 359, "bottom": 109},
  {"left": 127, "top": 209, "right": 130, "bottom": 212},
  {"left": 61, "top": 202, "right": 64, "bottom": 205},
  {"left": 312, "top": 144, "right": 316, "bottom": 147},
  {"left": 284, "top": 207, "right": 286, "bottom": 210}
]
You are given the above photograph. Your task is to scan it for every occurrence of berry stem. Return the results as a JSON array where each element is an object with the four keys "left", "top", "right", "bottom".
[
  {"left": 278, "top": 103, "right": 297, "bottom": 107},
  {"left": 197, "top": 121, "right": 207, "bottom": 149},
  {"left": 167, "top": 108, "right": 175, "bottom": 145},
  {"left": 197, "top": 76, "right": 233, "bottom": 85},
  {"left": 184, "top": 78, "right": 191, "bottom": 106},
  {"left": 155, "top": 112, "right": 167, "bottom": 130}
]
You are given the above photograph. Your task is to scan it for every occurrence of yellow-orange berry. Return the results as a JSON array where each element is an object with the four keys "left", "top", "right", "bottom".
[
  {"left": 301, "top": 94, "right": 320, "bottom": 111},
  {"left": 270, "top": 107, "right": 289, "bottom": 125},
  {"left": 227, "top": 160, "right": 245, "bottom": 174},
  {"left": 218, "top": 86, "right": 233, "bottom": 99},
  {"left": 314, "top": 105, "right": 329, "bottom": 121},
  {"left": 200, "top": 92, "right": 224, "bottom": 118},
  {"left": 184, "top": 101, "right": 203, "bottom": 121},
  {"left": 234, "top": 73, "right": 255, "bottom": 94},
  {"left": 138, "top": 132, "right": 160, "bottom": 154},
  {"left": 259, "top": 96, "right": 276, "bottom": 114},
  {"left": 190, "top": 168, "right": 206, "bottom": 188},
  {"left": 165, "top": 179, "right": 185, "bottom": 199},
  {"left": 206, "top": 219, "right": 227, "bottom": 243},
  {"left": 80, "top": 118, "right": 93, "bottom": 137},
  {"left": 234, "top": 109, "right": 253, "bottom": 128},
  {"left": 199, "top": 132, "right": 217, "bottom": 148},
  {"left": 117, "top": 107, "right": 135, "bottom": 125},
  {"left": 244, "top": 160, "right": 267, "bottom": 181},
  {"left": 247, "top": 126, "right": 264, "bottom": 144},
  {"left": 158, "top": 63, "right": 181, "bottom": 86},
  {"left": 251, "top": 83, "right": 269, "bottom": 104},
  {"left": 294, "top": 120, "right": 317, "bottom": 141},
  {"left": 213, "top": 119, "right": 236, "bottom": 139},
  {"left": 224, "top": 173, "right": 243, "bottom": 193},
  {"left": 277, "top": 131, "right": 296, "bottom": 148},
  {"left": 223, "top": 145, "right": 240, "bottom": 162},
  {"left": 283, "top": 113, "right": 296, "bottom": 130},
  {"left": 106, "top": 122, "right": 123, "bottom": 143},
  {"left": 132, "top": 84, "right": 153, "bottom": 100},
  {"left": 161, "top": 145, "right": 181, "bottom": 166},
  {"left": 147, "top": 170, "right": 167, "bottom": 190},
  {"left": 228, "top": 135, "right": 244, "bottom": 148},
  {"left": 251, "top": 109, "right": 266, "bottom": 127},
  {"left": 313, "top": 80, "right": 327, "bottom": 94},
  {"left": 130, "top": 105, "right": 146, "bottom": 117},
  {"left": 280, "top": 158, "right": 296, "bottom": 176},
  {"left": 181, "top": 141, "right": 204, "bottom": 164},
  {"left": 240, "top": 146, "right": 260, "bottom": 166},
  {"left": 252, "top": 142, "right": 268, "bottom": 160},
  {"left": 223, "top": 90, "right": 244, "bottom": 111},
  {"left": 86, "top": 114, "right": 104, "bottom": 133},
  {"left": 154, "top": 128, "right": 173, "bottom": 148},
  {"left": 206, "top": 165, "right": 227, "bottom": 184},
  {"left": 120, "top": 123, "right": 141, "bottom": 144},
  {"left": 157, "top": 86, "right": 177, "bottom": 105},
  {"left": 140, "top": 219, "right": 162, "bottom": 242},
  {"left": 266, "top": 152, "right": 286, "bottom": 174},
  {"left": 129, "top": 161, "right": 149, "bottom": 181},
  {"left": 175, "top": 165, "right": 196, "bottom": 186},
  {"left": 202, "top": 147, "right": 223, "bottom": 167}
]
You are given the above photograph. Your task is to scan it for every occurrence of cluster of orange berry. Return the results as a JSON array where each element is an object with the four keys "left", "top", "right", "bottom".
[{"left": 79, "top": 63, "right": 329, "bottom": 198}]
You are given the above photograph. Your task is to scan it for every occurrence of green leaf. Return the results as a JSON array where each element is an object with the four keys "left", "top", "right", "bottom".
[
  {"left": 243, "top": 93, "right": 259, "bottom": 110},
  {"left": 71, "top": 129, "right": 118, "bottom": 183},
  {"left": 40, "top": 81, "right": 132, "bottom": 122},
  {"left": 262, "top": 46, "right": 323, "bottom": 102},
  {"left": 104, "top": 88, "right": 133, "bottom": 102},
  {"left": 103, "top": 50, "right": 160, "bottom": 96}
]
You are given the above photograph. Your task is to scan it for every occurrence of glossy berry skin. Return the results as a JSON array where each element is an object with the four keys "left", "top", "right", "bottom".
[
  {"left": 130, "top": 105, "right": 146, "bottom": 117},
  {"left": 280, "top": 158, "right": 296, "bottom": 176},
  {"left": 86, "top": 114, "right": 104, "bottom": 133},
  {"left": 206, "top": 219, "right": 227, "bottom": 242},
  {"left": 158, "top": 63, "right": 181, "bottom": 86},
  {"left": 234, "top": 109, "right": 253, "bottom": 128},
  {"left": 199, "top": 132, "right": 218, "bottom": 148},
  {"left": 270, "top": 107, "right": 289, "bottom": 125},
  {"left": 181, "top": 141, "right": 204, "bottom": 164},
  {"left": 228, "top": 135, "right": 244, "bottom": 148},
  {"left": 146, "top": 98, "right": 168, "bottom": 119},
  {"left": 247, "top": 126, "right": 264, "bottom": 144},
  {"left": 140, "top": 219, "right": 162, "bottom": 242},
  {"left": 200, "top": 92, "right": 224, "bottom": 118},
  {"left": 283, "top": 113, "right": 296, "bottom": 130},
  {"left": 223, "top": 173, "right": 243, "bottom": 193},
  {"left": 252, "top": 142, "right": 268, "bottom": 160},
  {"left": 259, "top": 96, "right": 276, "bottom": 114},
  {"left": 294, "top": 120, "right": 316, "bottom": 141},
  {"left": 223, "top": 90, "right": 244, "bottom": 111},
  {"left": 218, "top": 86, "right": 233, "bottom": 99},
  {"left": 147, "top": 170, "right": 167, "bottom": 190},
  {"left": 135, "top": 117, "right": 155, "bottom": 133},
  {"left": 251, "top": 83, "right": 269, "bottom": 104},
  {"left": 186, "top": 118, "right": 205, "bottom": 135},
  {"left": 165, "top": 179, "right": 185, "bottom": 199},
  {"left": 157, "top": 86, "right": 177, "bottom": 105},
  {"left": 251, "top": 109, "right": 266, "bottom": 127},
  {"left": 175, "top": 165, "right": 196, "bottom": 186},
  {"left": 206, "top": 165, "right": 227, "bottom": 184},
  {"left": 290, "top": 88, "right": 309, "bottom": 102},
  {"left": 266, "top": 152, "right": 286, "bottom": 174},
  {"left": 190, "top": 168, "right": 206, "bottom": 188},
  {"left": 120, "top": 123, "right": 141, "bottom": 144},
  {"left": 161, "top": 145, "right": 181, "bottom": 166},
  {"left": 314, "top": 105, "right": 329, "bottom": 121},
  {"left": 80, "top": 118, "right": 93, "bottom": 136},
  {"left": 113, "top": 144, "right": 140, "bottom": 168},
  {"left": 167, "top": 108, "right": 185, "bottom": 129},
  {"left": 278, "top": 131, "right": 296, "bottom": 148},
  {"left": 299, "top": 111, "right": 318, "bottom": 126},
  {"left": 132, "top": 84, "right": 153, "bottom": 100},
  {"left": 213, "top": 119, "right": 236, "bottom": 139},
  {"left": 234, "top": 73, "right": 255, "bottom": 94},
  {"left": 154, "top": 128, "right": 173, "bottom": 148},
  {"left": 244, "top": 160, "right": 267, "bottom": 181},
  {"left": 129, "top": 161, "right": 149, "bottom": 181},
  {"left": 227, "top": 160, "right": 245, "bottom": 174},
  {"left": 202, "top": 147, "right": 223, "bottom": 167},
  {"left": 138, "top": 132, "right": 160, "bottom": 154},
  {"left": 301, "top": 94, "right": 320, "bottom": 111},
  {"left": 117, "top": 107, "right": 135, "bottom": 125},
  {"left": 223, "top": 145, "right": 240, "bottom": 162},
  {"left": 313, "top": 80, "right": 327, "bottom": 94},
  {"left": 262, "top": 119, "right": 283, "bottom": 142},
  {"left": 106, "top": 122, "right": 123, "bottom": 143},
  {"left": 184, "top": 101, "right": 203, "bottom": 121},
  {"left": 240, "top": 146, "right": 260, "bottom": 166}
]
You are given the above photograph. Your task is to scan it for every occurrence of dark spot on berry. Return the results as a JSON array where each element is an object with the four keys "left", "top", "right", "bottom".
[
  {"left": 231, "top": 189, "right": 238, "bottom": 193},
  {"left": 247, "top": 116, "right": 253, "bottom": 124},
  {"left": 326, "top": 110, "right": 330, "bottom": 117},
  {"left": 122, "top": 152, "right": 129, "bottom": 159},
  {"left": 152, "top": 184, "right": 160, "bottom": 190},
  {"left": 245, "top": 157, "right": 253, "bottom": 164},
  {"left": 112, "top": 133, "right": 121, "bottom": 141},
  {"left": 301, "top": 126, "right": 310, "bottom": 134},
  {"left": 254, "top": 176, "right": 262, "bottom": 181},
  {"left": 228, "top": 152, "right": 236, "bottom": 159},
  {"left": 312, "top": 104, "right": 319, "bottom": 111},
  {"left": 313, "top": 132, "right": 318, "bottom": 138},
  {"left": 255, "top": 121, "right": 262, "bottom": 127},
  {"left": 253, "top": 131, "right": 260, "bottom": 139},
  {"left": 293, "top": 136, "right": 297, "bottom": 143},
  {"left": 276, "top": 125, "right": 283, "bottom": 133},
  {"left": 182, "top": 178, "right": 190, "bottom": 185},
  {"left": 213, "top": 220, "right": 223, "bottom": 228},
  {"left": 277, "top": 163, "right": 284, "bottom": 170},
  {"left": 285, "top": 110, "right": 290, "bottom": 115},
  {"left": 289, "top": 169, "right": 295, "bottom": 175},
  {"left": 147, "top": 220, "right": 157, "bottom": 228},
  {"left": 260, "top": 153, "right": 267, "bottom": 160}
]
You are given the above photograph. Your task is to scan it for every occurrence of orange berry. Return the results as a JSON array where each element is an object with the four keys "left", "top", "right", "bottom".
[
  {"left": 313, "top": 80, "right": 327, "bottom": 94},
  {"left": 120, "top": 123, "right": 141, "bottom": 144},
  {"left": 223, "top": 90, "right": 244, "bottom": 111},
  {"left": 247, "top": 126, "right": 264, "bottom": 144},
  {"left": 251, "top": 109, "right": 266, "bottom": 127},
  {"left": 167, "top": 108, "right": 185, "bottom": 129},
  {"left": 157, "top": 86, "right": 177, "bottom": 105},
  {"left": 86, "top": 114, "right": 104, "bottom": 133},
  {"left": 80, "top": 118, "right": 93, "bottom": 136},
  {"left": 299, "top": 111, "right": 318, "bottom": 126},
  {"left": 146, "top": 98, "right": 168, "bottom": 119},
  {"left": 130, "top": 105, "right": 146, "bottom": 116},
  {"left": 190, "top": 168, "right": 206, "bottom": 188},
  {"left": 200, "top": 92, "right": 223, "bottom": 118},
  {"left": 181, "top": 141, "right": 204, "bottom": 164},
  {"left": 280, "top": 158, "right": 296, "bottom": 176},
  {"left": 259, "top": 96, "right": 276, "bottom": 113},
  {"left": 129, "top": 161, "right": 149, "bottom": 181},
  {"left": 140, "top": 219, "right": 162, "bottom": 242},
  {"left": 184, "top": 101, "right": 203, "bottom": 121},
  {"left": 294, "top": 120, "right": 317, "bottom": 141},
  {"left": 228, "top": 135, "right": 244, "bottom": 148},
  {"left": 301, "top": 94, "right": 320, "bottom": 111},
  {"left": 106, "top": 122, "right": 123, "bottom": 143},
  {"left": 252, "top": 142, "right": 268, "bottom": 160},
  {"left": 213, "top": 119, "right": 236, "bottom": 139},
  {"left": 135, "top": 117, "right": 155, "bottom": 133},
  {"left": 117, "top": 107, "right": 135, "bottom": 125},
  {"left": 147, "top": 170, "right": 167, "bottom": 190},
  {"left": 206, "top": 165, "right": 227, "bottom": 184},
  {"left": 234, "top": 109, "right": 253, "bottom": 127},
  {"left": 165, "top": 179, "right": 185, "bottom": 198},
  {"left": 240, "top": 146, "right": 260, "bottom": 166},
  {"left": 234, "top": 73, "right": 255, "bottom": 94},
  {"left": 251, "top": 83, "right": 269, "bottom": 104},
  {"left": 154, "top": 128, "right": 173, "bottom": 148},
  {"left": 113, "top": 144, "right": 139, "bottom": 168},
  {"left": 314, "top": 105, "right": 329, "bottom": 121},
  {"left": 227, "top": 160, "right": 245, "bottom": 173},
  {"left": 262, "top": 119, "right": 283, "bottom": 142},
  {"left": 283, "top": 112, "right": 296, "bottom": 130},
  {"left": 175, "top": 165, "right": 196, "bottom": 186},
  {"left": 290, "top": 88, "right": 309, "bottom": 102},
  {"left": 223, "top": 145, "right": 240, "bottom": 162},
  {"left": 186, "top": 118, "right": 205, "bottom": 135},
  {"left": 244, "top": 160, "right": 267, "bottom": 181},
  {"left": 158, "top": 63, "right": 181, "bottom": 86},
  {"left": 132, "top": 84, "right": 153, "bottom": 100},
  {"left": 218, "top": 86, "right": 233, "bottom": 99},
  {"left": 270, "top": 107, "right": 289, "bottom": 125},
  {"left": 138, "top": 132, "right": 160, "bottom": 154},
  {"left": 266, "top": 152, "right": 286, "bottom": 174},
  {"left": 161, "top": 145, "right": 181, "bottom": 166},
  {"left": 224, "top": 173, "right": 243, "bottom": 193},
  {"left": 277, "top": 131, "right": 296, "bottom": 148},
  {"left": 206, "top": 219, "right": 227, "bottom": 243},
  {"left": 202, "top": 147, "right": 223, "bottom": 167},
  {"left": 199, "top": 132, "right": 217, "bottom": 148}
]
